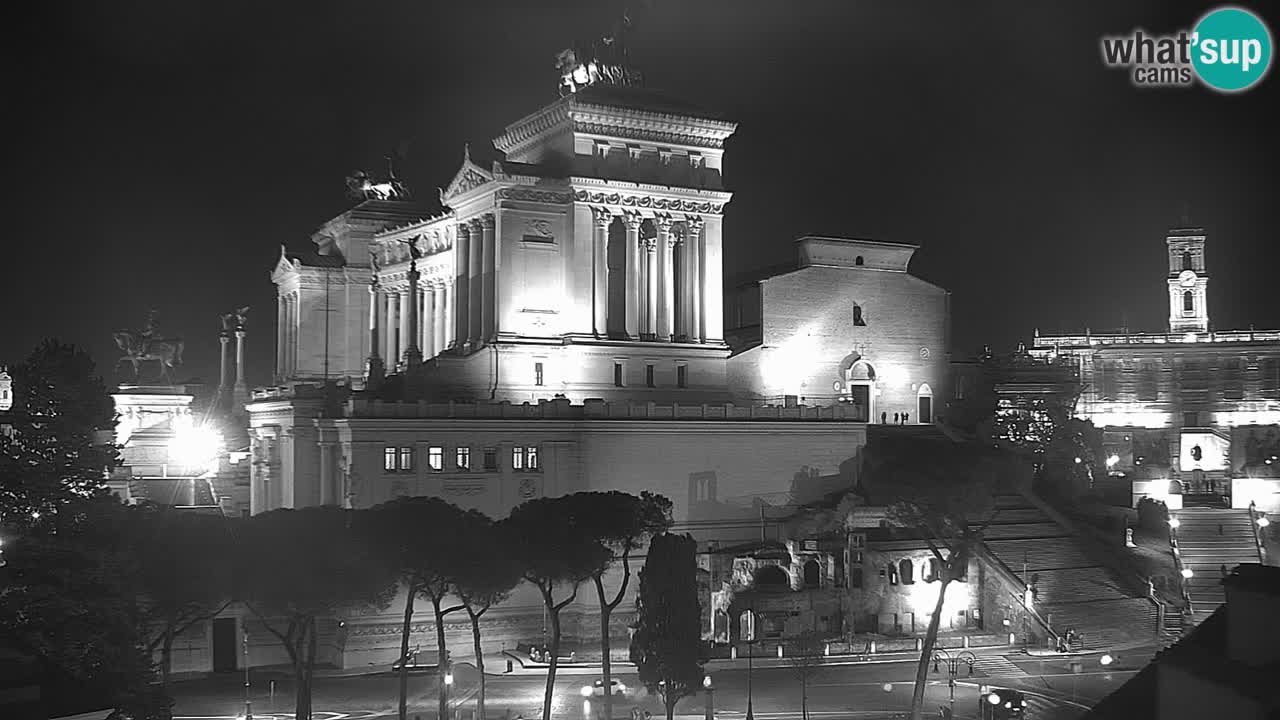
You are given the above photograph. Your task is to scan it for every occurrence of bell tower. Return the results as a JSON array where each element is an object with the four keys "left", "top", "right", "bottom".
[{"left": 1166, "top": 227, "right": 1209, "bottom": 333}]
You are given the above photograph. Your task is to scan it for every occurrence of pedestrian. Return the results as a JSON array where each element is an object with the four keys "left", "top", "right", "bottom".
[
  {"left": 881, "top": 411, "right": 887, "bottom": 424},
  {"left": 894, "top": 412, "right": 900, "bottom": 424},
  {"left": 903, "top": 412, "right": 910, "bottom": 424}
]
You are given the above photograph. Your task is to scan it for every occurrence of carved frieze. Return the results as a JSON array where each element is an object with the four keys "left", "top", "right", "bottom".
[
  {"left": 496, "top": 187, "right": 574, "bottom": 204},
  {"left": 525, "top": 219, "right": 554, "bottom": 238},
  {"left": 573, "top": 190, "right": 724, "bottom": 215},
  {"left": 443, "top": 481, "right": 486, "bottom": 497}
]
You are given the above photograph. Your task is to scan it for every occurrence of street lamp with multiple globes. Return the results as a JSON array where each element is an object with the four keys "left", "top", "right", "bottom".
[{"left": 931, "top": 648, "right": 976, "bottom": 717}]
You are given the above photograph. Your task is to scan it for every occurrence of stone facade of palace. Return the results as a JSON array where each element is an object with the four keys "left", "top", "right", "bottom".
[
  {"left": 1030, "top": 226, "right": 1280, "bottom": 512},
  {"left": 225, "top": 67, "right": 954, "bottom": 673}
]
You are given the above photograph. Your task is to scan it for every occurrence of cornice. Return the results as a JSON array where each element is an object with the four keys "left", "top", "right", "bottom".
[
  {"left": 493, "top": 100, "right": 572, "bottom": 154},
  {"left": 570, "top": 187, "right": 727, "bottom": 216}
]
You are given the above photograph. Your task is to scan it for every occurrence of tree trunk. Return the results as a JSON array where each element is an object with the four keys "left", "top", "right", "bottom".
[
  {"left": 541, "top": 588, "right": 561, "bottom": 720},
  {"left": 399, "top": 584, "right": 417, "bottom": 720},
  {"left": 801, "top": 673, "right": 808, "bottom": 720},
  {"left": 909, "top": 578, "right": 951, "bottom": 720},
  {"left": 665, "top": 693, "right": 676, "bottom": 720},
  {"left": 469, "top": 608, "right": 486, "bottom": 720},
  {"left": 304, "top": 616, "right": 318, "bottom": 720},
  {"left": 160, "top": 627, "right": 175, "bottom": 692},
  {"left": 595, "top": 577, "right": 614, "bottom": 720},
  {"left": 433, "top": 597, "right": 450, "bottom": 720},
  {"left": 294, "top": 618, "right": 312, "bottom": 720}
]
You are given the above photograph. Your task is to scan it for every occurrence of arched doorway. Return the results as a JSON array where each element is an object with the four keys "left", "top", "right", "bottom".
[
  {"left": 803, "top": 559, "right": 821, "bottom": 588},
  {"left": 842, "top": 357, "right": 876, "bottom": 423},
  {"left": 917, "top": 383, "right": 934, "bottom": 425},
  {"left": 754, "top": 564, "right": 789, "bottom": 590}
]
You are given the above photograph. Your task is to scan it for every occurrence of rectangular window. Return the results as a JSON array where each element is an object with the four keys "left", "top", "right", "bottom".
[
  {"left": 384, "top": 447, "right": 397, "bottom": 472},
  {"left": 512, "top": 446, "right": 524, "bottom": 471},
  {"left": 427, "top": 446, "right": 443, "bottom": 472},
  {"left": 1184, "top": 412, "right": 1199, "bottom": 427},
  {"left": 677, "top": 364, "right": 688, "bottom": 388},
  {"left": 534, "top": 362, "right": 544, "bottom": 387},
  {"left": 646, "top": 364, "right": 655, "bottom": 388},
  {"left": 527, "top": 445, "right": 539, "bottom": 471},
  {"left": 614, "top": 362, "right": 624, "bottom": 387},
  {"left": 398, "top": 447, "right": 414, "bottom": 472},
  {"left": 455, "top": 446, "right": 470, "bottom": 470},
  {"left": 483, "top": 447, "right": 497, "bottom": 471}
]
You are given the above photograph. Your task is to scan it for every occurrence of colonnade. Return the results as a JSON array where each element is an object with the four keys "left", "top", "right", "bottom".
[
  {"left": 591, "top": 209, "right": 708, "bottom": 342},
  {"left": 370, "top": 279, "right": 455, "bottom": 367}
]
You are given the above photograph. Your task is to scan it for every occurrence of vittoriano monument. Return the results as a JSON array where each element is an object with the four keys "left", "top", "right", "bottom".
[{"left": 114, "top": 310, "right": 185, "bottom": 384}]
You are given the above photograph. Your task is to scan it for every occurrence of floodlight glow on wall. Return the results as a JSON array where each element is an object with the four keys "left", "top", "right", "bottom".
[{"left": 169, "top": 423, "right": 223, "bottom": 473}]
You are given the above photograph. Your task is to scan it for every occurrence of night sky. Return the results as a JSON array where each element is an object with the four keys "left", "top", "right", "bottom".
[{"left": 6, "top": 0, "right": 1278, "bottom": 389}]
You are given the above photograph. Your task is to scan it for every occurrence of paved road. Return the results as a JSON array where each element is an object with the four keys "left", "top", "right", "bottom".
[{"left": 169, "top": 647, "right": 1154, "bottom": 720}]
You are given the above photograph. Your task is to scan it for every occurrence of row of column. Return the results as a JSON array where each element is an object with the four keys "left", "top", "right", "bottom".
[
  {"left": 454, "top": 214, "right": 496, "bottom": 351},
  {"left": 371, "top": 281, "right": 455, "bottom": 367},
  {"left": 276, "top": 291, "right": 299, "bottom": 378},
  {"left": 591, "top": 209, "right": 707, "bottom": 342}
]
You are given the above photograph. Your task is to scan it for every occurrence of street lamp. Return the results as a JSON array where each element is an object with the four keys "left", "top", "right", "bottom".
[
  {"left": 744, "top": 609, "right": 757, "bottom": 720},
  {"left": 932, "top": 649, "right": 977, "bottom": 715},
  {"left": 242, "top": 628, "right": 253, "bottom": 720},
  {"left": 444, "top": 668, "right": 454, "bottom": 720},
  {"left": 703, "top": 674, "right": 713, "bottom": 720},
  {"left": 1181, "top": 567, "right": 1194, "bottom": 579},
  {"left": 1168, "top": 517, "right": 1181, "bottom": 529}
]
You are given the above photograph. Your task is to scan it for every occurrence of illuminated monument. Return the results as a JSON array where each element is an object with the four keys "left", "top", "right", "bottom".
[
  {"left": 246, "top": 32, "right": 951, "bottom": 669},
  {"left": 1031, "top": 226, "right": 1280, "bottom": 510}
]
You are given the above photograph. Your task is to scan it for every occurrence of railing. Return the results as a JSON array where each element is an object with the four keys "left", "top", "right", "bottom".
[{"left": 1248, "top": 501, "right": 1267, "bottom": 563}]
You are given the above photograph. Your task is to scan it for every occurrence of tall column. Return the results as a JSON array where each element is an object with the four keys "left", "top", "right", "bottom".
[
  {"left": 318, "top": 441, "right": 334, "bottom": 506},
  {"left": 403, "top": 258, "right": 422, "bottom": 369},
  {"left": 645, "top": 237, "right": 658, "bottom": 339},
  {"left": 481, "top": 214, "right": 496, "bottom": 342},
  {"left": 702, "top": 215, "right": 724, "bottom": 343},
  {"left": 423, "top": 284, "right": 437, "bottom": 359},
  {"left": 275, "top": 296, "right": 285, "bottom": 380},
  {"left": 467, "top": 219, "right": 483, "bottom": 347},
  {"left": 219, "top": 332, "right": 231, "bottom": 399},
  {"left": 591, "top": 207, "right": 611, "bottom": 336},
  {"left": 656, "top": 214, "right": 675, "bottom": 341},
  {"left": 287, "top": 294, "right": 297, "bottom": 375},
  {"left": 443, "top": 281, "right": 454, "bottom": 350},
  {"left": 686, "top": 216, "right": 705, "bottom": 343},
  {"left": 454, "top": 224, "right": 471, "bottom": 351},
  {"left": 233, "top": 328, "right": 249, "bottom": 408},
  {"left": 366, "top": 284, "right": 384, "bottom": 389},
  {"left": 624, "top": 211, "right": 642, "bottom": 339},
  {"left": 387, "top": 291, "right": 400, "bottom": 363}
]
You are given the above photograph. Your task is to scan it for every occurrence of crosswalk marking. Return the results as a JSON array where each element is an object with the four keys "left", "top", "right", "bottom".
[{"left": 970, "top": 654, "right": 1030, "bottom": 678}]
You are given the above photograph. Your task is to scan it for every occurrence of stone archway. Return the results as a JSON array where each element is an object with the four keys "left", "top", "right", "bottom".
[
  {"left": 917, "top": 383, "right": 934, "bottom": 425},
  {"left": 838, "top": 352, "right": 876, "bottom": 422}
]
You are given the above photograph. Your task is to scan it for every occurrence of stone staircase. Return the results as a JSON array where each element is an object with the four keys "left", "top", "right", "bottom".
[
  {"left": 979, "top": 495, "right": 1157, "bottom": 649},
  {"left": 1172, "top": 507, "right": 1262, "bottom": 623}
]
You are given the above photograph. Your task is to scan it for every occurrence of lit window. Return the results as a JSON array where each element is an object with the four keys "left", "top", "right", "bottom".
[
  {"left": 456, "top": 446, "right": 470, "bottom": 470},
  {"left": 398, "top": 447, "right": 414, "bottom": 472},
  {"left": 534, "top": 362, "right": 544, "bottom": 387},
  {"left": 646, "top": 364, "right": 655, "bottom": 388},
  {"left": 384, "top": 447, "right": 397, "bottom": 472},
  {"left": 483, "top": 447, "right": 497, "bottom": 471},
  {"left": 427, "top": 446, "right": 443, "bottom": 472},
  {"left": 677, "top": 364, "right": 688, "bottom": 388},
  {"left": 512, "top": 446, "right": 540, "bottom": 471},
  {"left": 527, "top": 445, "right": 539, "bottom": 471},
  {"left": 614, "top": 362, "right": 624, "bottom": 387},
  {"left": 512, "top": 446, "right": 524, "bottom": 471}
]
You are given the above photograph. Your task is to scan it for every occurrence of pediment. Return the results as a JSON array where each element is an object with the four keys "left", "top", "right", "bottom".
[{"left": 441, "top": 147, "right": 494, "bottom": 204}]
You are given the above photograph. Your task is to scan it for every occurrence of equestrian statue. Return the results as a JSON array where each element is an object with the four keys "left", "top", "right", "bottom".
[{"left": 114, "top": 310, "right": 185, "bottom": 384}]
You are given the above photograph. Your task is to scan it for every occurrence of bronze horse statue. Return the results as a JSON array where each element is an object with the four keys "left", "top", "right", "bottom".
[{"left": 114, "top": 330, "right": 184, "bottom": 384}]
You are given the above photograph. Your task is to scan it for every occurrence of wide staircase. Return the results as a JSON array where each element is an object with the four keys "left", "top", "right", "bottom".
[
  {"left": 980, "top": 494, "right": 1158, "bottom": 649},
  {"left": 1173, "top": 507, "right": 1262, "bottom": 624}
]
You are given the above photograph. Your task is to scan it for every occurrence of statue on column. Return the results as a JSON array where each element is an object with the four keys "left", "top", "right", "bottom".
[{"left": 113, "top": 310, "right": 185, "bottom": 384}]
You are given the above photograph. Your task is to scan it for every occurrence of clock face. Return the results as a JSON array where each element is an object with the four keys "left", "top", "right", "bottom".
[{"left": 1178, "top": 270, "right": 1197, "bottom": 287}]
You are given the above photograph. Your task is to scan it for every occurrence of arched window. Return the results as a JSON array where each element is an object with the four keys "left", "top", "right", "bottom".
[
  {"left": 853, "top": 303, "right": 866, "bottom": 326},
  {"left": 803, "top": 559, "right": 821, "bottom": 588},
  {"left": 1167, "top": 479, "right": 1184, "bottom": 495},
  {"left": 855, "top": 255, "right": 865, "bottom": 266},
  {"left": 1182, "top": 251, "right": 1193, "bottom": 271},
  {"left": 1183, "top": 291, "right": 1194, "bottom": 313},
  {"left": 926, "top": 557, "right": 941, "bottom": 582},
  {"left": 898, "top": 559, "right": 915, "bottom": 585}
]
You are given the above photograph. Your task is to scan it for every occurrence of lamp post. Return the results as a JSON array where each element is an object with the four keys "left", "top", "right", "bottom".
[
  {"left": 242, "top": 627, "right": 253, "bottom": 720},
  {"left": 932, "top": 649, "right": 976, "bottom": 717},
  {"left": 444, "top": 667, "right": 454, "bottom": 720},
  {"left": 703, "top": 674, "right": 713, "bottom": 720},
  {"left": 744, "top": 608, "right": 757, "bottom": 720}
]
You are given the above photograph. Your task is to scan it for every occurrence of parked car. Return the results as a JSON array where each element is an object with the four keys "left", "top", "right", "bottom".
[{"left": 583, "top": 678, "right": 627, "bottom": 697}]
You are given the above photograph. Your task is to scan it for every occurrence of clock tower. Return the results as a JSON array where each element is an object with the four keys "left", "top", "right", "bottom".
[{"left": 1166, "top": 227, "right": 1209, "bottom": 333}]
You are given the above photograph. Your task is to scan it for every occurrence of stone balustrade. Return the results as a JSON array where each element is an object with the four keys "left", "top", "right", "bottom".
[{"left": 345, "top": 396, "right": 866, "bottom": 421}]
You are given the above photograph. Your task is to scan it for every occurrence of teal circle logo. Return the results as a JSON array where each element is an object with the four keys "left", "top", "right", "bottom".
[{"left": 1192, "top": 6, "right": 1273, "bottom": 92}]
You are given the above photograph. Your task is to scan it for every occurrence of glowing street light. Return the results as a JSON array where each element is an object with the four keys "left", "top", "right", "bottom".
[
  {"left": 1181, "top": 567, "right": 1194, "bottom": 579},
  {"left": 1106, "top": 454, "right": 1120, "bottom": 468},
  {"left": 1168, "top": 518, "right": 1181, "bottom": 529},
  {"left": 987, "top": 692, "right": 1002, "bottom": 706},
  {"left": 1100, "top": 654, "right": 1114, "bottom": 666},
  {"left": 580, "top": 686, "right": 593, "bottom": 698},
  {"left": 170, "top": 422, "right": 223, "bottom": 473},
  {"left": 1258, "top": 516, "right": 1271, "bottom": 528}
]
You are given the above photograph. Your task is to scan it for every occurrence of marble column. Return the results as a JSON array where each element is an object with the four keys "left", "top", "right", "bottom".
[
  {"left": 591, "top": 207, "right": 611, "bottom": 336},
  {"left": 645, "top": 237, "right": 658, "bottom": 339},
  {"left": 275, "top": 296, "right": 285, "bottom": 380},
  {"left": 468, "top": 218, "right": 483, "bottom": 347},
  {"left": 387, "top": 291, "right": 400, "bottom": 363},
  {"left": 686, "top": 216, "right": 705, "bottom": 343},
  {"left": 403, "top": 260, "right": 422, "bottom": 368},
  {"left": 656, "top": 214, "right": 675, "bottom": 341},
  {"left": 233, "top": 328, "right": 248, "bottom": 406},
  {"left": 624, "top": 211, "right": 642, "bottom": 339},
  {"left": 366, "top": 284, "right": 384, "bottom": 387},
  {"left": 318, "top": 441, "right": 334, "bottom": 506},
  {"left": 286, "top": 294, "right": 297, "bottom": 376},
  {"left": 481, "top": 214, "right": 496, "bottom": 343},
  {"left": 423, "top": 284, "right": 436, "bottom": 359},
  {"left": 443, "top": 281, "right": 454, "bottom": 350},
  {"left": 454, "top": 223, "right": 470, "bottom": 351}
]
